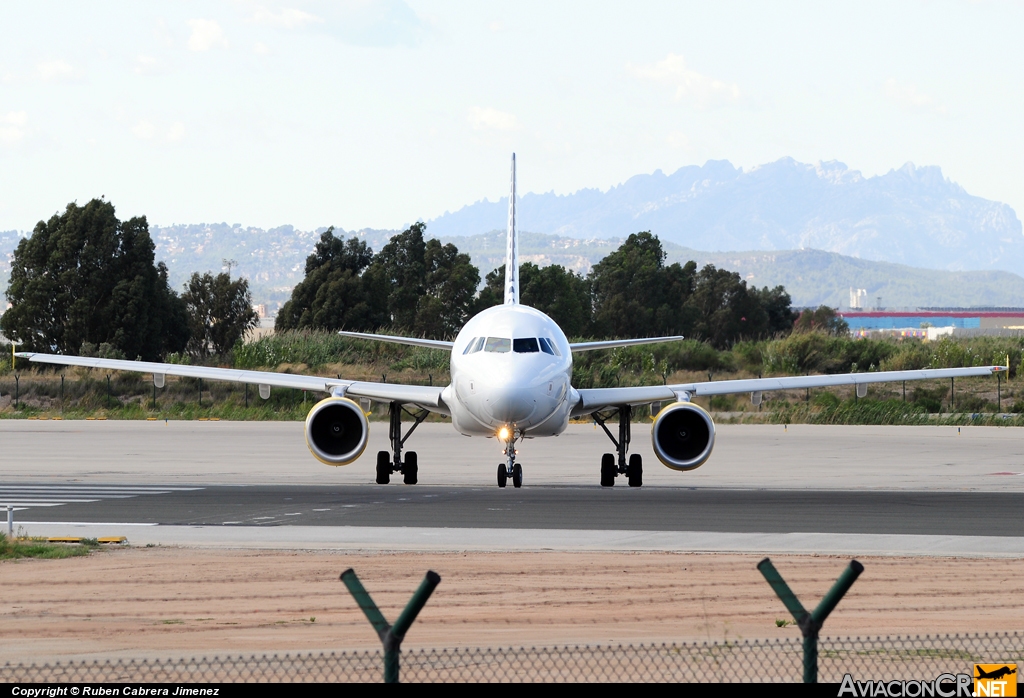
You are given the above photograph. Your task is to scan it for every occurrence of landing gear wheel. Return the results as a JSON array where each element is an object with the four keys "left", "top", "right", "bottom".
[
  {"left": 627, "top": 453, "right": 643, "bottom": 488},
  {"left": 403, "top": 451, "right": 418, "bottom": 485},
  {"left": 375, "top": 451, "right": 391, "bottom": 485},
  {"left": 497, "top": 463, "right": 507, "bottom": 488},
  {"left": 512, "top": 463, "right": 523, "bottom": 488},
  {"left": 600, "top": 453, "right": 616, "bottom": 487}
]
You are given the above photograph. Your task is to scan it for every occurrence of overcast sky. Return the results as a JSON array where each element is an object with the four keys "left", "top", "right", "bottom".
[{"left": 2, "top": 0, "right": 1022, "bottom": 233}]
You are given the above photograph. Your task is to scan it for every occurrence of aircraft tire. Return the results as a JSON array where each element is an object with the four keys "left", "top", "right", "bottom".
[
  {"left": 497, "top": 463, "right": 507, "bottom": 488},
  {"left": 512, "top": 463, "right": 523, "bottom": 488},
  {"left": 376, "top": 451, "right": 391, "bottom": 485},
  {"left": 600, "top": 453, "right": 616, "bottom": 487},
  {"left": 627, "top": 453, "right": 643, "bottom": 487},
  {"left": 403, "top": 451, "right": 418, "bottom": 485}
]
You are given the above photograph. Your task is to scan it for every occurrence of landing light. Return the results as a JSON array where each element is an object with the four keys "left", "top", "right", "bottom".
[{"left": 498, "top": 426, "right": 510, "bottom": 441}]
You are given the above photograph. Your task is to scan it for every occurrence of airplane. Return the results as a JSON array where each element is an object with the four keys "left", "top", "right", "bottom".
[
  {"left": 17, "top": 155, "right": 1009, "bottom": 489},
  {"left": 975, "top": 666, "right": 1017, "bottom": 681}
]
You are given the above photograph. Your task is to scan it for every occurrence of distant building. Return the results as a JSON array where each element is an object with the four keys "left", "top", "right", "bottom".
[
  {"left": 841, "top": 308, "right": 1024, "bottom": 336},
  {"left": 243, "top": 317, "right": 276, "bottom": 342}
]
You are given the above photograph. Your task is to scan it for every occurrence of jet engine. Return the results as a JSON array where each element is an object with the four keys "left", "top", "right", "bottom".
[
  {"left": 651, "top": 401, "right": 716, "bottom": 471},
  {"left": 305, "top": 397, "right": 369, "bottom": 465}
]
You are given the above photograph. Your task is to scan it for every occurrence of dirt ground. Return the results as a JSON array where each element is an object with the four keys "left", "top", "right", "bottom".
[{"left": 2, "top": 547, "right": 1023, "bottom": 664}]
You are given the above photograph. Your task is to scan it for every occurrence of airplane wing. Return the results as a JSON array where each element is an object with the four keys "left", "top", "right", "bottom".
[
  {"left": 15, "top": 352, "right": 446, "bottom": 410},
  {"left": 337, "top": 331, "right": 453, "bottom": 350},
  {"left": 569, "top": 336, "right": 685, "bottom": 352},
  {"left": 574, "top": 364, "right": 1008, "bottom": 413}
]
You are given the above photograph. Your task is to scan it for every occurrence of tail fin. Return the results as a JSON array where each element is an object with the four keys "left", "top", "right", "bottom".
[{"left": 504, "top": 153, "right": 519, "bottom": 305}]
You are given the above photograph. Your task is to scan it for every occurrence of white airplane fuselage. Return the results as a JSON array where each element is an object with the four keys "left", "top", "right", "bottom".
[{"left": 444, "top": 304, "right": 575, "bottom": 438}]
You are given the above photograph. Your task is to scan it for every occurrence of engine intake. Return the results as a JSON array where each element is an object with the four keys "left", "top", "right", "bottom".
[
  {"left": 651, "top": 401, "right": 716, "bottom": 471},
  {"left": 305, "top": 397, "right": 369, "bottom": 465}
]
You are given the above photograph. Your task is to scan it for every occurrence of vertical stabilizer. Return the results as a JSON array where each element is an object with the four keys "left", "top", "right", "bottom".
[{"left": 504, "top": 153, "right": 519, "bottom": 305}]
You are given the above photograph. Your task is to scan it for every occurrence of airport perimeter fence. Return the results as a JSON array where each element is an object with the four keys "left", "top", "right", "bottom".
[{"left": 3, "top": 632, "right": 1022, "bottom": 683}]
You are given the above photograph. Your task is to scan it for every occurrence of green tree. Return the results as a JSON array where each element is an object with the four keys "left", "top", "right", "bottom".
[
  {"left": 182, "top": 271, "right": 259, "bottom": 358},
  {"left": 793, "top": 305, "right": 849, "bottom": 336},
  {"left": 363, "top": 223, "right": 428, "bottom": 331},
  {"left": 589, "top": 232, "right": 696, "bottom": 338},
  {"left": 479, "top": 263, "right": 593, "bottom": 337},
  {"left": 755, "top": 285, "right": 799, "bottom": 335},
  {"left": 687, "top": 264, "right": 770, "bottom": 349},
  {"left": 275, "top": 228, "right": 378, "bottom": 331},
  {"left": 1, "top": 199, "right": 188, "bottom": 360},
  {"left": 362, "top": 222, "right": 478, "bottom": 338},
  {"left": 415, "top": 238, "right": 480, "bottom": 338}
]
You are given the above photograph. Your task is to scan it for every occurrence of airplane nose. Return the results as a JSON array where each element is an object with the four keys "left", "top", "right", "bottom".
[{"left": 487, "top": 387, "right": 535, "bottom": 423}]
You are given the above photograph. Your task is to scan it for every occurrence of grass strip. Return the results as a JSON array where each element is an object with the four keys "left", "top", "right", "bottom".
[{"left": 0, "top": 533, "right": 100, "bottom": 560}]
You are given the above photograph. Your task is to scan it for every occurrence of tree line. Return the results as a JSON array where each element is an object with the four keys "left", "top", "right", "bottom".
[
  {"left": 1, "top": 199, "right": 258, "bottom": 361},
  {"left": 277, "top": 225, "right": 799, "bottom": 348},
  {"left": 2, "top": 201, "right": 806, "bottom": 364}
]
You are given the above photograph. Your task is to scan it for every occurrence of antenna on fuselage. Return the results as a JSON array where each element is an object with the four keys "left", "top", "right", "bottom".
[{"left": 504, "top": 153, "right": 519, "bottom": 305}]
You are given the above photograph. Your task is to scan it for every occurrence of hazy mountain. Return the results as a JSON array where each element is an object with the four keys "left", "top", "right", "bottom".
[
  {"left": 428, "top": 158, "right": 1024, "bottom": 276},
  {"left": 442, "top": 231, "right": 1024, "bottom": 309},
  {"left": 660, "top": 245, "right": 1024, "bottom": 309}
]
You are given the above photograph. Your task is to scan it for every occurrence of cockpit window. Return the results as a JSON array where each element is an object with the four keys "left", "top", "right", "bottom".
[
  {"left": 484, "top": 337, "right": 511, "bottom": 353},
  {"left": 513, "top": 338, "right": 540, "bottom": 353},
  {"left": 538, "top": 338, "right": 559, "bottom": 356},
  {"left": 463, "top": 336, "right": 485, "bottom": 354}
]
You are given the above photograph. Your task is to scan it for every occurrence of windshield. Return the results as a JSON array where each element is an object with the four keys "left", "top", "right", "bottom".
[{"left": 484, "top": 337, "right": 511, "bottom": 353}]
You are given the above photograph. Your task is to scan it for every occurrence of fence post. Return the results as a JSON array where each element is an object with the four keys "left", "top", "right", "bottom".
[
  {"left": 340, "top": 568, "right": 441, "bottom": 683},
  {"left": 6, "top": 505, "right": 12, "bottom": 536},
  {"left": 757, "top": 557, "right": 864, "bottom": 683},
  {"left": 14, "top": 374, "right": 19, "bottom": 408}
]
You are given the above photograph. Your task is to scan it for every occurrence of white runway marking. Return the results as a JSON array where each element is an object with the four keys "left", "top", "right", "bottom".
[{"left": 0, "top": 485, "right": 202, "bottom": 512}]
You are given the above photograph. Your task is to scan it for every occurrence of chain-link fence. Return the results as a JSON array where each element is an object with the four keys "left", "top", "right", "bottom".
[{"left": 2, "top": 633, "right": 1021, "bottom": 683}]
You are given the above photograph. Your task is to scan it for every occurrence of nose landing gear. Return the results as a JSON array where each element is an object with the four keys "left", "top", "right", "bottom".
[
  {"left": 497, "top": 427, "right": 524, "bottom": 488},
  {"left": 593, "top": 405, "right": 643, "bottom": 488},
  {"left": 375, "top": 401, "right": 428, "bottom": 485}
]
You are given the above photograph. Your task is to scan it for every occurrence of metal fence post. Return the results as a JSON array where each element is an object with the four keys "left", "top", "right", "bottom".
[
  {"left": 757, "top": 557, "right": 864, "bottom": 683},
  {"left": 14, "top": 374, "right": 19, "bottom": 408},
  {"left": 341, "top": 568, "right": 441, "bottom": 683},
  {"left": 7, "top": 505, "right": 12, "bottom": 536}
]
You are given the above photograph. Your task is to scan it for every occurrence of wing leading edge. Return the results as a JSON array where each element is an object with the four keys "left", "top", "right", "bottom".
[
  {"left": 575, "top": 364, "right": 1008, "bottom": 414},
  {"left": 15, "top": 352, "right": 446, "bottom": 410},
  {"left": 569, "top": 336, "right": 685, "bottom": 352}
]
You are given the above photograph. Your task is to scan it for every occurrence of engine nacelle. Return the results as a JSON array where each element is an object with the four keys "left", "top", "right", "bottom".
[
  {"left": 651, "top": 401, "right": 716, "bottom": 471},
  {"left": 305, "top": 397, "right": 369, "bottom": 466}
]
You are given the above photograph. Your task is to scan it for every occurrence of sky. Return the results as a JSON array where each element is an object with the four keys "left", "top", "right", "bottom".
[{"left": 1, "top": 0, "right": 1023, "bottom": 233}]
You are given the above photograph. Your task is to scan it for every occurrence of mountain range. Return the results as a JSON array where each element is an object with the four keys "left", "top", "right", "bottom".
[{"left": 429, "top": 158, "right": 1024, "bottom": 277}]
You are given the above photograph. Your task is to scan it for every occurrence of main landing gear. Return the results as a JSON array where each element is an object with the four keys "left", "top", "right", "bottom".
[
  {"left": 376, "top": 401, "right": 428, "bottom": 485},
  {"left": 592, "top": 405, "right": 643, "bottom": 488},
  {"left": 497, "top": 428, "right": 523, "bottom": 489}
]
